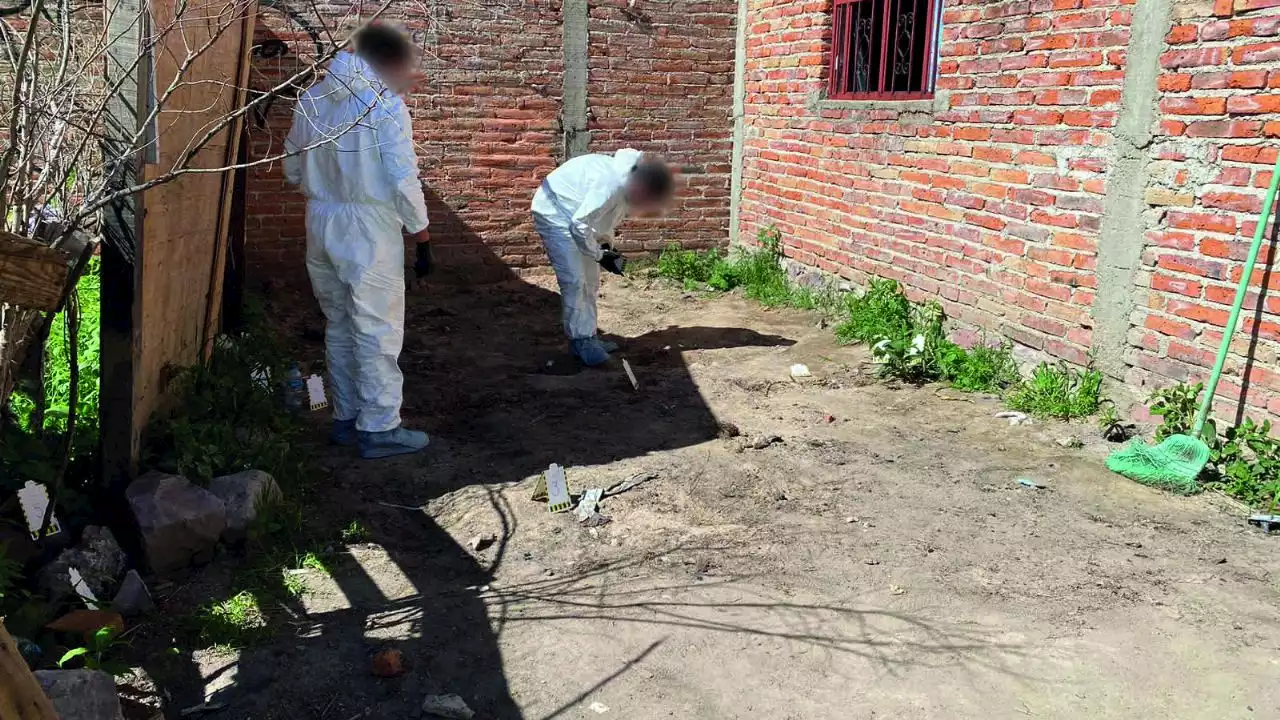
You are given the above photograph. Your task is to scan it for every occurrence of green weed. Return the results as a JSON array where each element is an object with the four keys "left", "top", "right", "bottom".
[
  {"left": 197, "top": 591, "right": 269, "bottom": 648},
  {"left": 1147, "top": 382, "right": 1203, "bottom": 443},
  {"left": 938, "top": 341, "right": 1022, "bottom": 393},
  {"left": 1149, "top": 383, "right": 1280, "bottom": 506},
  {"left": 1006, "top": 363, "right": 1105, "bottom": 420},
  {"left": 340, "top": 519, "right": 370, "bottom": 544},
  {"left": 654, "top": 226, "right": 819, "bottom": 308},
  {"left": 834, "top": 278, "right": 915, "bottom": 346},
  {"left": 57, "top": 625, "right": 132, "bottom": 678}
]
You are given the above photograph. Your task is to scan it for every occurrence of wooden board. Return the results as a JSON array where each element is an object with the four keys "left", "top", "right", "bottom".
[
  {"left": 99, "top": 0, "right": 257, "bottom": 475},
  {"left": 0, "top": 620, "right": 58, "bottom": 720},
  {"left": 0, "top": 232, "right": 72, "bottom": 311},
  {"left": 131, "top": 0, "right": 256, "bottom": 442},
  {"left": 202, "top": 1, "right": 258, "bottom": 360}
]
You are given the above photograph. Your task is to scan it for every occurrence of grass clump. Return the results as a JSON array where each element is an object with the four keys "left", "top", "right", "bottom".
[
  {"left": 341, "top": 519, "right": 370, "bottom": 544},
  {"left": 1006, "top": 362, "right": 1105, "bottom": 420},
  {"left": 197, "top": 591, "right": 269, "bottom": 648},
  {"left": 655, "top": 226, "right": 835, "bottom": 309}
]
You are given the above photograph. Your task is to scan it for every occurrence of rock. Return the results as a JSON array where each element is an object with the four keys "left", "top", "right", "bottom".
[
  {"left": 371, "top": 648, "right": 405, "bottom": 678},
  {"left": 748, "top": 435, "right": 783, "bottom": 450},
  {"left": 15, "top": 635, "right": 42, "bottom": 668},
  {"left": 716, "top": 421, "right": 741, "bottom": 439},
  {"left": 40, "top": 526, "right": 127, "bottom": 603},
  {"left": 34, "top": 669, "right": 124, "bottom": 720},
  {"left": 1055, "top": 436, "right": 1084, "bottom": 449},
  {"left": 789, "top": 363, "right": 812, "bottom": 379},
  {"left": 422, "top": 694, "right": 474, "bottom": 719},
  {"left": 110, "top": 570, "right": 154, "bottom": 617},
  {"left": 467, "top": 534, "right": 496, "bottom": 552},
  {"left": 46, "top": 609, "right": 124, "bottom": 643},
  {"left": 208, "top": 470, "right": 281, "bottom": 543},
  {"left": 126, "top": 472, "right": 227, "bottom": 573}
]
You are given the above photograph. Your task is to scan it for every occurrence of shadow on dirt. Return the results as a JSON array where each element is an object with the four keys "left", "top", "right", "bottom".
[{"left": 132, "top": 199, "right": 1015, "bottom": 719}]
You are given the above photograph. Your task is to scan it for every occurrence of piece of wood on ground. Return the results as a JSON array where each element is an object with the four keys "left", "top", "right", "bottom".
[{"left": 0, "top": 619, "right": 59, "bottom": 720}]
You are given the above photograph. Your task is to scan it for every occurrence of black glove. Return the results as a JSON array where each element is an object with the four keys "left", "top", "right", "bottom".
[
  {"left": 599, "top": 249, "right": 626, "bottom": 275},
  {"left": 414, "top": 241, "right": 434, "bottom": 278}
]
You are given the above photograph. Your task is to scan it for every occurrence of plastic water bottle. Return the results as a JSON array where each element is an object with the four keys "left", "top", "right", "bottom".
[{"left": 284, "top": 364, "right": 305, "bottom": 414}]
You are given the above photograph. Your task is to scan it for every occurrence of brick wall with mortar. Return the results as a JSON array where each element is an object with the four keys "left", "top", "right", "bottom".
[
  {"left": 737, "top": 0, "right": 1280, "bottom": 423},
  {"left": 243, "top": 0, "right": 735, "bottom": 287},
  {"left": 1131, "top": 0, "right": 1280, "bottom": 423}
]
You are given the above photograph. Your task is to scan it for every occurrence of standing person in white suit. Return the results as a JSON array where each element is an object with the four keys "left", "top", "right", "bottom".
[
  {"left": 531, "top": 150, "right": 674, "bottom": 366},
  {"left": 284, "top": 23, "right": 433, "bottom": 459}
]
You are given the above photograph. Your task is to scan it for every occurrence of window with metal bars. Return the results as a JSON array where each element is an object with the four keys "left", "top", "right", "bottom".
[{"left": 828, "top": 0, "right": 943, "bottom": 101}]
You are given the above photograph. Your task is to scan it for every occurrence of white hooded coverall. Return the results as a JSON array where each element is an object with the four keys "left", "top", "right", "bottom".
[
  {"left": 283, "top": 52, "right": 429, "bottom": 433},
  {"left": 531, "top": 149, "right": 643, "bottom": 340}
]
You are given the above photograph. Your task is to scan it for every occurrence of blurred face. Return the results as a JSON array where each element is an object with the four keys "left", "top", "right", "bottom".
[
  {"left": 625, "top": 179, "right": 671, "bottom": 216},
  {"left": 376, "top": 60, "right": 415, "bottom": 95}
]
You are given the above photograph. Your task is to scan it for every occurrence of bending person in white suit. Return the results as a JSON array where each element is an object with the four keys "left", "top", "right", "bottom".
[{"left": 531, "top": 150, "right": 674, "bottom": 366}]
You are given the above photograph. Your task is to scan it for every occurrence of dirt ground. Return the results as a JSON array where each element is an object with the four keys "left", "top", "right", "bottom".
[{"left": 139, "top": 273, "right": 1279, "bottom": 719}]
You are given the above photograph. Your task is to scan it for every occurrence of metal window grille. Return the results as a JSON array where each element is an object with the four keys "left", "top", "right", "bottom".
[{"left": 829, "top": 0, "right": 943, "bottom": 101}]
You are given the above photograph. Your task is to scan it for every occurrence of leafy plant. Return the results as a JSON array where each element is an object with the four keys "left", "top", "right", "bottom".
[
  {"left": 1006, "top": 362, "right": 1105, "bottom": 420},
  {"left": 1148, "top": 382, "right": 1204, "bottom": 442},
  {"left": 58, "top": 625, "right": 131, "bottom": 677},
  {"left": 1207, "top": 418, "right": 1280, "bottom": 508}
]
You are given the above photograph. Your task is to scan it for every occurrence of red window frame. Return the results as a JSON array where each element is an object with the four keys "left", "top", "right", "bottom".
[{"left": 829, "top": 0, "right": 943, "bottom": 101}]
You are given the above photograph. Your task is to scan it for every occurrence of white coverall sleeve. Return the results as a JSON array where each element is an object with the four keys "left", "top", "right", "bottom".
[
  {"left": 376, "top": 103, "right": 430, "bottom": 234},
  {"left": 283, "top": 104, "right": 308, "bottom": 187},
  {"left": 570, "top": 186, "right": 615, "bottom": 261}
]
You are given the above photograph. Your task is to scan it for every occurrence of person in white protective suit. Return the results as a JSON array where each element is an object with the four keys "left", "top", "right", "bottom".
[
  {"left": 283, "top": 23, "right": 432, "bottom": 459},
  {"left": 531, "top": 151, "right": 674, "bottom": 366}
]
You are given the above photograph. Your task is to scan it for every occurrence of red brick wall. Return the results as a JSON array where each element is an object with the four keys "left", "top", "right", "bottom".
[
  {"left": 244, "top": 1, "right": 735, "bottom": 286},
  {"left": 739, "top": 0, "right": 1128, "bottom": 368},
  {"left": 588, "top": 0, "right": 737, "bottom": 254},
  {"left": 1131, "top": 1, "right": 1280, "bottom": 421},
  {"left": 740, "top": 0, "right": 1280, "bottom": 423}
]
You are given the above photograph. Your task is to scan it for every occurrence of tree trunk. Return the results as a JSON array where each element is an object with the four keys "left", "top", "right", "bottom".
[{"left": 0, "top": 304, "right": 43, "bottom": 410}]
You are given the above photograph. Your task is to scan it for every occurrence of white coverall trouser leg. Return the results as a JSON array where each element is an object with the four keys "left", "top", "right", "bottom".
[
  {"left": 534, "top": 214, "right": 601, "bottom": 340},
  {"left": 305, "top": 200, "right": 406, "bottom": 433}
]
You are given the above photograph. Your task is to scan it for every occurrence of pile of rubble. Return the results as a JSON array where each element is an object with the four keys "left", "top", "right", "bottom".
[{"left": 11, "top": 469, "right": 279, "bottom": 720}]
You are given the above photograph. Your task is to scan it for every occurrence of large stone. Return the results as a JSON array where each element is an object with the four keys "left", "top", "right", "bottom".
[
  {"left": 126, "top": 472, "right": 226, "bottom": 573},
  {"left": 34, "top": 669, "right": 124, "bottom": 720},
  {"left": 39, "top": 525, "right": 127, "bottom": 603},
  {"left": 207, "top": 470, "right": 281, "bottom": 542},
  {"left": 110, "top": 570, "right": 154, "bottom": 617}
]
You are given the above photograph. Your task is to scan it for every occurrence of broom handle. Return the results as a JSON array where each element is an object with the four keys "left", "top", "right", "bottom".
[{"left": 1193, "top": 151, "right": 1280, "bottom": 436}]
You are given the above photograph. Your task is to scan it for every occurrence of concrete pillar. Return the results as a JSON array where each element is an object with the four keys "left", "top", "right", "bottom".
[
  {"left": 562, "top": 0, "right": 590, "bottom": 159},
  {"left": 1092, "top": 0, "right": 1174, "bottom": 378}
]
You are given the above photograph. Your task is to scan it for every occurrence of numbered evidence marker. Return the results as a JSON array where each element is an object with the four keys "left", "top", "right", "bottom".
[
  {"left": 530, "top": 463, "right": 574, "bottom": 514},
  {"left": 17, "top": 480, "right": 62, "bottom": 540},
  {"left": 306, "top": 374, "right": 328, "bottom": 411}
]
